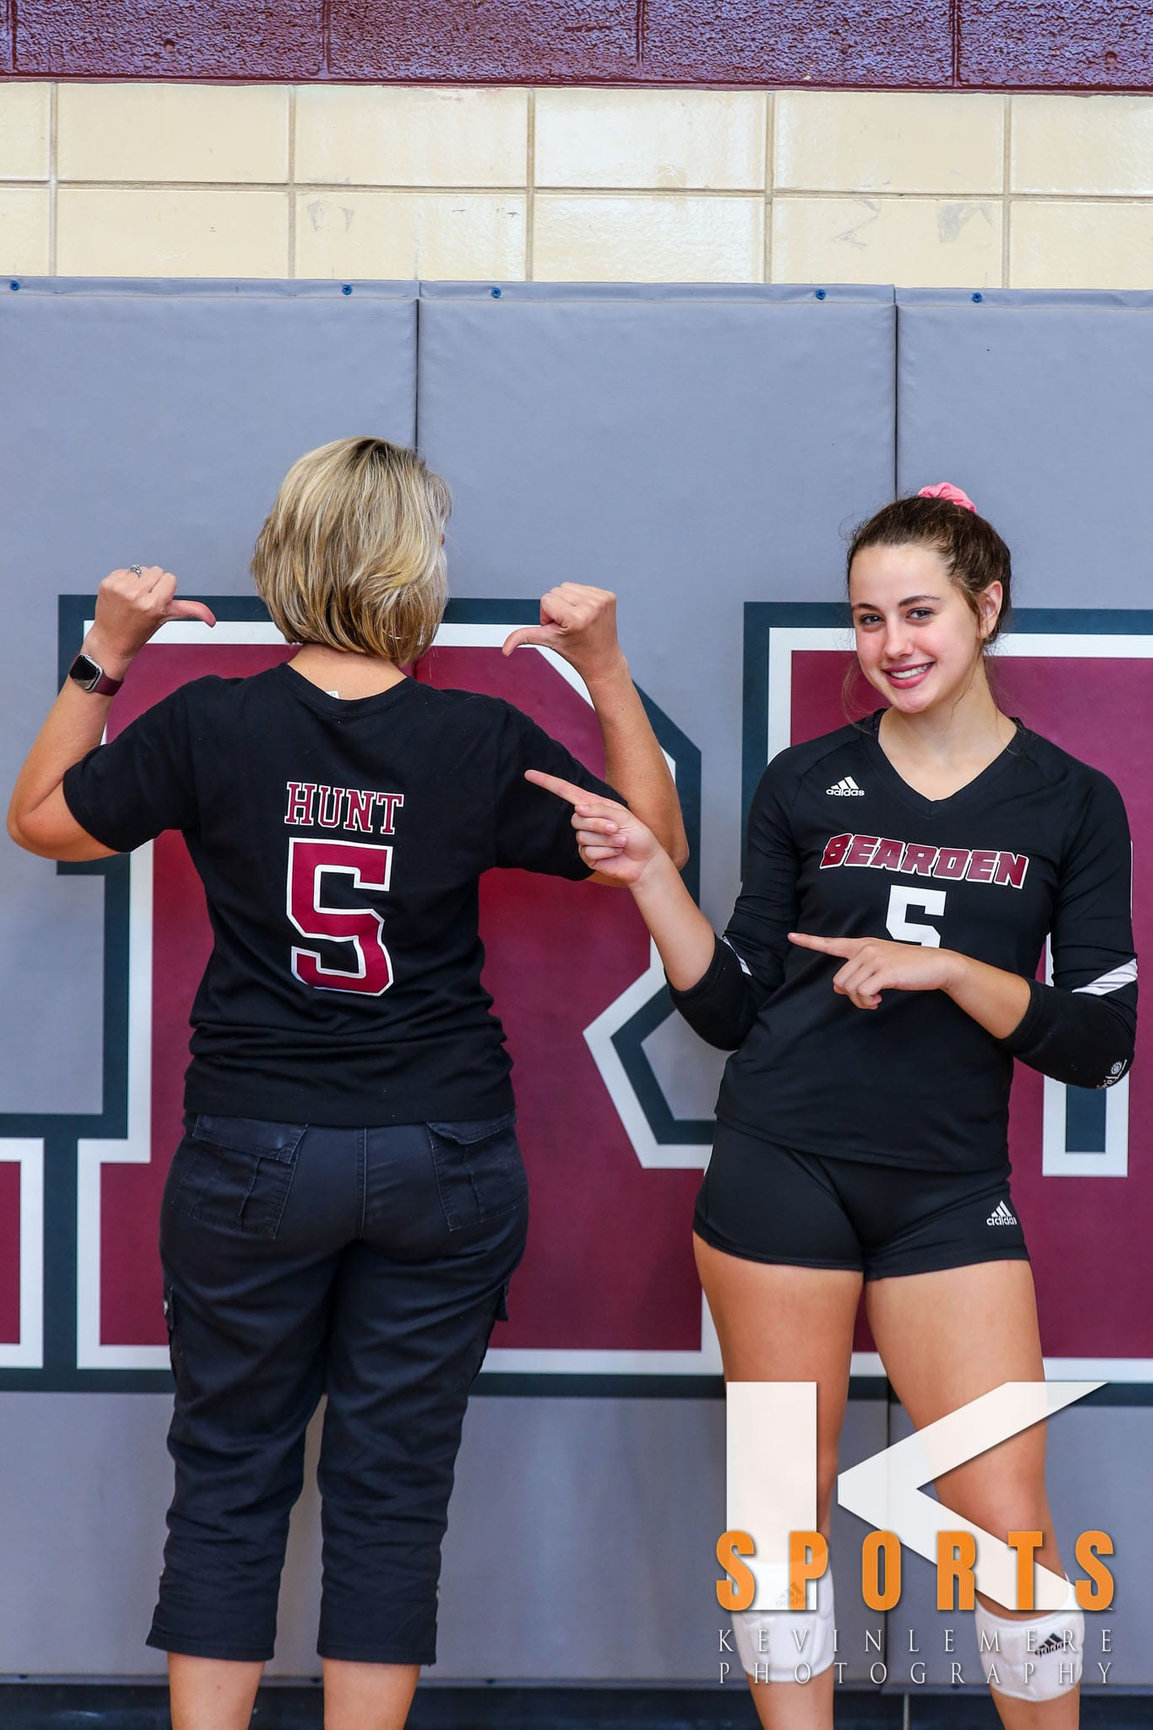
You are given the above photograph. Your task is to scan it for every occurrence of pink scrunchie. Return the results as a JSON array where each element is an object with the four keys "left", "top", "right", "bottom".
[{"left": 918, "top": 481, "right": 977, "bottom": 514}]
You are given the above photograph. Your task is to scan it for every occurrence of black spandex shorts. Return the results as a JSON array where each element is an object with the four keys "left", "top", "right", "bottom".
[{"left": 693, "top": 1123, "right": 1029, "bottom": 1280}]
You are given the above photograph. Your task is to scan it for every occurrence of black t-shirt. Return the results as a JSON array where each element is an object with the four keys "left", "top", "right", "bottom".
[
  {"left": 63, "top": 663, "right": 616, "bottom": 1126},
  {"left": 673, "top": 714, "right": 1137, "bottom": 1172}
]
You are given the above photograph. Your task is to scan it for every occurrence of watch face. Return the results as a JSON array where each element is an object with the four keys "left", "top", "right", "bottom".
[{"left": 70, "top": 653, "right": 101, "bottom": 689}]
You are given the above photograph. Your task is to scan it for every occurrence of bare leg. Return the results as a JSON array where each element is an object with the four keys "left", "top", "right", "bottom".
[
  {"left": 322, "top": 1659, "right": 420, "bottom": 1730},
  {"left": 868, "top": 1261, "right": 1078, "bottom": 1730},
  {"left": 695, "top": 1234, "right": 862, "bottom": 1730},
  {"left": 168, "top": 1655, "right": 263, "bottom": 1730}
]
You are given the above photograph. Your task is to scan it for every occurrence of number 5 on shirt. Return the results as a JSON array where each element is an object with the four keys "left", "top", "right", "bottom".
[
  {"left": 287, "top": 837, "right": 395, "bottom": 994},
  {"left": 886, "top": 885, "right": 946, "bottom": 948}
]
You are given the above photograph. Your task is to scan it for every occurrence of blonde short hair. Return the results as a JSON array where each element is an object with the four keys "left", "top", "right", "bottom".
[{"left": 251, "top": 437, "right": 451, "bottom": 664}]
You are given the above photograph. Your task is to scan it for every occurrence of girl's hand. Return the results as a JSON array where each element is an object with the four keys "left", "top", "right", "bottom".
[
  {"left": 524, "top": 769, "right": 663, "bottom": 886},
  {"left": 503, "top": 585, "right": 626, "bottom": 687},
  {"left": 85, "top": 566, "right": 216, "bottom": 677},
  {"left": 787, "top": 932, "right": 962, "bottom": 1010}
]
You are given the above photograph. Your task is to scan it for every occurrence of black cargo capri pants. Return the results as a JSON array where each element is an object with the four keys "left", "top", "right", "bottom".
[{"left": 147, "top": 1108, "right": 528, "bottom": 1665}]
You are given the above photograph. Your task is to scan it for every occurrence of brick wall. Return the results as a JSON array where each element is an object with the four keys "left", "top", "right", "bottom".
[{"left": 4, "top": 2, "right": 1153, "bottom": 91}]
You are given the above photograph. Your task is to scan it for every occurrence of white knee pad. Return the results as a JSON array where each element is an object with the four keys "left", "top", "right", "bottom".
[
  {"left": 732, "top": 1569, "right": 834, "bottom": 1683},
  {"left": 975, "top": 1600, "right": 1084, "bottom": 1701}
]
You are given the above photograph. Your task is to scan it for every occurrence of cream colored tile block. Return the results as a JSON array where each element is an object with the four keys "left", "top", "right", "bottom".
[
  {"left": 0, "top": 84, "right": 51, "bottom": 180},
  {"left": 772, "top": 197, "right": 1002, "bottom": 288},
  {"left": 1010, "top": 200, "right": 1153, "bottom": 289},
  {"left": 534, "top": 194, "right": 762, "bottom": 281},
  {"left": 296, "top": 191, "right": 525, "bottom": 280},
  {"left": 58, "top": 84, "right": 289, "bottom": 183},
  {"left": 1013, "top": 96, "right": 1153, "bottom": 195},
  {"left": 57, "top": 189, "right": 289, "bottom": 277},
  {"left": 535, "top": 89, "right": 765, "bottom": 191},
  {"left": 0, "top": 188, "right": 50, "bottom": 274},
  {"left": 296, "top": 86, "right": 527, "bottom": 188},
  {"left": 775, "top": 92, "right": 1004, "bottom": 194}
]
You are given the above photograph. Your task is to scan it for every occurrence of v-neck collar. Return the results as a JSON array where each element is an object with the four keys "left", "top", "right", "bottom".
[{"left": 861, "top": 709, "right": 1026, "bottom": 818}]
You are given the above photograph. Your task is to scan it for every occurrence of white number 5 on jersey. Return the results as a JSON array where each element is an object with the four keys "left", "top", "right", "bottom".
[{"left": 886, "top": 885, "right": 946, "bottom": 947}]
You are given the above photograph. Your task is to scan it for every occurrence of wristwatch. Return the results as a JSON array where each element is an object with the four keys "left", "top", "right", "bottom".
[{"left": 68, "top": 652, "right": 123, "bottom": 696}]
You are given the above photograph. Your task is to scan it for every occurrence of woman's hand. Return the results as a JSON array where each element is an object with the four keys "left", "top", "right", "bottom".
[
  {"left": 508, "top": 587, "right": 687, "bottom": 871},
  {"left": 85, "top": 566, "right": 216, "bottom": 678},
  {"left": 524, "top": 769, "right": 663, "bottom": 886},
  {"left": 503, "top": 585, "right": 626, "bottom": 688},
  {"left": 788, "top": 932, "right": 963, "bottom": 1010},
  {"left": 527, "top": 769, "right": 714, "bottom": 985}
]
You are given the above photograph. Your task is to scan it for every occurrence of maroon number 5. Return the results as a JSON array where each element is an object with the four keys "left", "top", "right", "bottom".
[{"left": 287, "top": 837, "right": 394, "bottom": 995}]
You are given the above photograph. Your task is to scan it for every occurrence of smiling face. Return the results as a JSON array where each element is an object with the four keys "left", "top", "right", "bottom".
[{"left": 849, "top": 542, "right": 1003, "bottom": 716}]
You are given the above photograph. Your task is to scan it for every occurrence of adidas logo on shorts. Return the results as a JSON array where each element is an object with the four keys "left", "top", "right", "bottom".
[
  {"left": 826, "top": 776, "right": 865, "bottom": 796},
  {"left": 1035, "top": 1633, "right": 1067, "bottom": 1656},
  {"left": 987, "top": 1200, "right": 1018, "bottom": 1227}
]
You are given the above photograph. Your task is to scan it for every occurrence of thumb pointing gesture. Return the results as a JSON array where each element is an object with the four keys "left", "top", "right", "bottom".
[
  {"left": 165, "top": 598, "right": 217, "bottom": 627},
  {"left": 502, "top": 584, "right": 622, "bottom": 681}
]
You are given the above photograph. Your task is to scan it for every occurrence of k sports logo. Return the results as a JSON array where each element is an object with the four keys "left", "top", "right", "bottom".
[
  {"left": 718, "top": 1380, "right": 1115, "bottom": 1621},
  {"left": 0, "top": 597, "right": 708, "bottom": 1390}
]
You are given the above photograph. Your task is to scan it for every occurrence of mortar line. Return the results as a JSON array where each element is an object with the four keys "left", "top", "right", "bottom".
[
  {"left": 763, "top": 90, "right": 773, "bottom": 283},
  {"left": 48, "top": 80, "right": 58, "bottom": 275},
  {"left": 287, "top": 84, "right": 297, "bottom": 277},
  {"left": 1002, "top": 92, "right": 1012, "bottom": 286},
  {"left": 526, "top": 87, "right": 536, "bottom": 282}
]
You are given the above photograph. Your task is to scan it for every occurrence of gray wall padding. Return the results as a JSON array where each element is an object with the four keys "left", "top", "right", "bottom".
[
  {"left": 897, "top": 287, "right": 1153, "bottom": 609},
  {"left": 0, "top": 280, "right": 1149, "bottom": 1689}
]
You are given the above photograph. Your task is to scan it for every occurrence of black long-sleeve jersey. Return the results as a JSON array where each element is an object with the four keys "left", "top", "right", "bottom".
[{"left": 670, "top": 714, "right": 1137, "bottom": 1172}]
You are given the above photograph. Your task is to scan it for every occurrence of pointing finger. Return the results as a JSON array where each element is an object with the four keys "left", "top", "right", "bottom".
[
  {"left": 524, "top": 769, "right": 616, "bottom": 815},
  {"left": 788, "top": 932, "right": 861, "bottom": 959}
]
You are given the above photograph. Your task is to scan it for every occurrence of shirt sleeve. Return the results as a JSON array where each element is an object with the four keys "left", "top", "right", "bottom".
[
  {"left": 668, "top": 752, "right": 799, "bottom": 1049},
  {"left": 998, "top": 770, "right": 1137, "bottom": 1089},
  {"left": 61, "top": 685, "right": 198, "bottom": 853},
  {"left": 493, "top": 700, "right": 624, "bottom": 879}
]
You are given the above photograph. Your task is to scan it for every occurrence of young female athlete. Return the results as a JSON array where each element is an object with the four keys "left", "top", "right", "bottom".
[
  {"left": 532, "top": 484, "right": 1136, "bottom": 1729},
  {"left": 7, "top": 436, "right": 687, "bottom": 1730}
]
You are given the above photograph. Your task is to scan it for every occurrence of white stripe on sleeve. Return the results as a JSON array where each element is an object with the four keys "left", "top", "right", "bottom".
[
  {"left": 1073, "top": 958, "right": 1138, "bottom": 997},
  {"left": 721, "top": 936, "right": 753, "bottom": 978}
]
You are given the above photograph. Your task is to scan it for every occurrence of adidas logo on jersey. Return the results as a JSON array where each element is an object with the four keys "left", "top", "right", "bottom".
[
  {"left": 987, "top": 1201, "right": 1018, "bottom": 1227},
  {"left": 826, "top": 776, "right": 864, "bottom": 797}
]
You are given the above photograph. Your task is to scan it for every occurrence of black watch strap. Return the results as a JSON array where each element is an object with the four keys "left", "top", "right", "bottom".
[{"left": 69, "top": 652, "right": 123, "bottom": 696}]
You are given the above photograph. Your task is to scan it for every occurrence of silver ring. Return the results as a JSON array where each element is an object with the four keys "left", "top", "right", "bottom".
[{"left": 128, "top": 563, "right": 143, "bottom": 577}]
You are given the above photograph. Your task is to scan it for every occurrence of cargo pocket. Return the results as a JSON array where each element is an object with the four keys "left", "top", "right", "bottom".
[
  {"left": 426, "top": 1113, "right": 527, "bottom": 1231},
  {"left": 165, "top": 1114, "right": 307, "bottom": 1239}
]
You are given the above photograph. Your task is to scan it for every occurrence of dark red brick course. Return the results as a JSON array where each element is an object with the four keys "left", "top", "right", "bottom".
[
  {"left": 329, "top": 0, "right": 638, "bottom": 83},
  {"left": 15, "top": 0, "right": 324, "bottom": 79},
  {"left": 10, "top": 0, "right": 1153, "bottom": 90},
  {"left": 959, "top": 1, "right": 1153, "bottom": 89},
  {"left": 642, "top": 0, "right": 953, "bottom": 87}
]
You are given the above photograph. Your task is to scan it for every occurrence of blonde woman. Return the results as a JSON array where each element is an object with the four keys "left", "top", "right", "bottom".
[{"left": 8, "top": 436, "right": 686, "bottom": 1730}]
